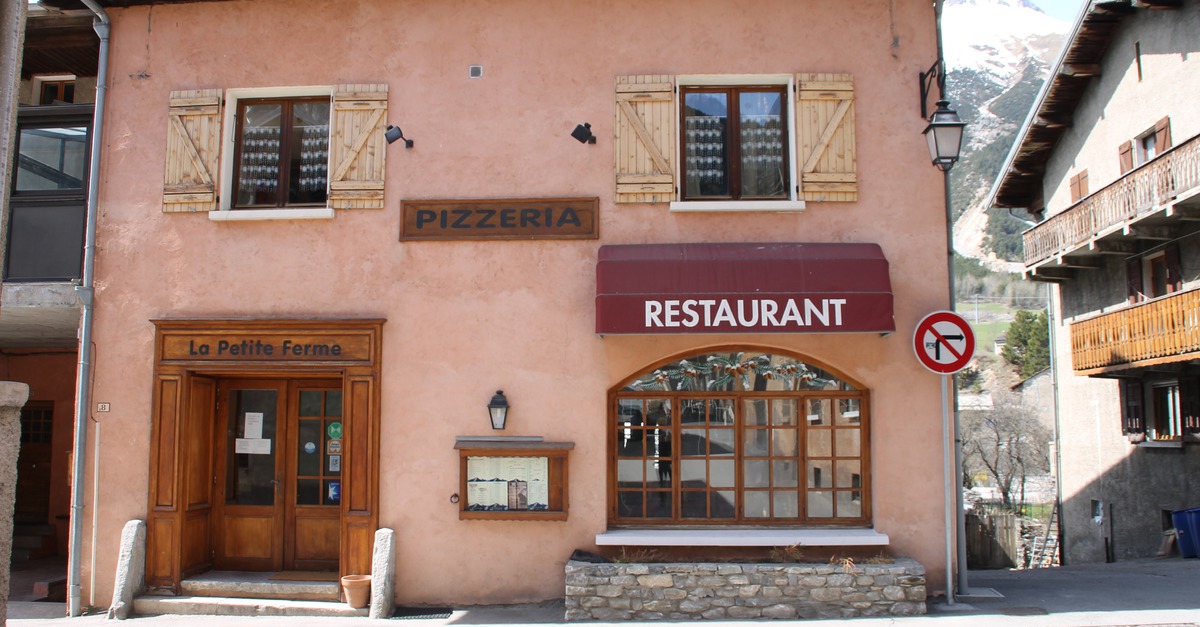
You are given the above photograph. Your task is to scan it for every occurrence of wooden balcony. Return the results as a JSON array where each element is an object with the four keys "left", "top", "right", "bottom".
[
  {"left": 1071, "top": 287, "right": 1200, "bottom": 374},
  {"left": 1023, "top": 133, "right": 1200, "bottom": 278}
]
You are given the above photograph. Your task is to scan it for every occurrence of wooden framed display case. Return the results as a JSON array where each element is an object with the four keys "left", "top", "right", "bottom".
[{"left": 454, "top": 439, "right": 573, "bottom": 521}]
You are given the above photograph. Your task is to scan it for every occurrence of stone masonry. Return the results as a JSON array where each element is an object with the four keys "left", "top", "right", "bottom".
[{"left": 565, "top": 558, "right": 926, "bottom": 621}]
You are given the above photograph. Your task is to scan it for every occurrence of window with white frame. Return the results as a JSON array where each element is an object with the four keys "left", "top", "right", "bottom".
[
  {"left": 162, "top": 84, "right": 388, "bottom": 219},
  {"left": 613, "top": 73, "right": 857, "bottom": 210}
]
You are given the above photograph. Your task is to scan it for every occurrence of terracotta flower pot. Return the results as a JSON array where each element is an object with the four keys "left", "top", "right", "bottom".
[{"left": 340, "top": 574, "right": 372, "bottom": 608}]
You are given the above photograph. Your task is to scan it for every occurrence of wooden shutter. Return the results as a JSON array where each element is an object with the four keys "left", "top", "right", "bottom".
[
  {"left": 329, "top": 84, "right": 388, "bottom": 210},
  {"left": 1164, "top": 244, "right": 1182, "bottom": 293},
  {"left": 1118, "top": 140, "right": 1134, "bottom": 174},
  {"left": 1069, "top": 171, "right": 1089, "bottom": 203},
  {"left": 1120, "top": 379, "right": 1145, "bottom": 435},
  {"left": 1181, "top": 375, "right": 1200, "bottom": 433},
  {"left": 1126, "top": 257, "right": 1144, "bottom": 304},
  {"left": 615, "top": 75, "right": 675, "bottom": 204},
  {"left": 797, "top": 73, "right": 857, "bottom": 202},
  {"left": 1154, "top": 116, "right": 1172, "bottom": 151},
  {"left": 163, "top": 89, "right": 222, "bottom": 213}
]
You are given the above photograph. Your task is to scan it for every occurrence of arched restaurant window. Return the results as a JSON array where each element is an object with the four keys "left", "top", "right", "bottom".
[{"left": 610, "top": 350, "right": 869, "bottom": 525}]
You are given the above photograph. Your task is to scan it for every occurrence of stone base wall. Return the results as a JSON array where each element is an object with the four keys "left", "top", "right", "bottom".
[{"left": 564, "top": 558, "right": 926, "bottom": 621}]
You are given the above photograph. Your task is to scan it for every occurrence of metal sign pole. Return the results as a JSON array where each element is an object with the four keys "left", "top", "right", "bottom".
[{"left": 941, "top": 374, "right": 955, "bottom": 605}]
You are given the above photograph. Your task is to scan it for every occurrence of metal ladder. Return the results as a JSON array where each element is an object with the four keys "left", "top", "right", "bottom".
[{"left": 1030, "top": 506, "right": 1060, "bottom": 568}]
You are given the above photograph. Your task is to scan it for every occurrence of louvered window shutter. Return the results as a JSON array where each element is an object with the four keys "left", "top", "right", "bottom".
[
  {"left": 163, "top": 89, "right": 223, "bottom": 212},
  {"left": 1164, "top": 244, "right": 1182, "bottom": 293},
  {"left": 1120, "top": 379, "right": 1145, "bottom": 435},
  {"left": 328, "top": 84, "right": 388, "bottom": 210},
  {"left": 1118, "top": 140, "right": 1134, "bottom": 174},
  {"left": 1181, "top": 375, "right": 1200, "bottom": 433},
  {"left": 796, "top": 74, "right": 857, "bottom": 202},
  {"left": 1126, "top": 257, "right": 1143, "bottom": 304},
  {"left": 614, "top": 75, "right": 675, "bottom": 204},
  {"left": 1154, "top": 117, "right": 1172, "bottom": 151}
]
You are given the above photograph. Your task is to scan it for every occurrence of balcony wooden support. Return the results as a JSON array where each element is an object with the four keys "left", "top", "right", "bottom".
[{"left": 1089, "top": 239, "right": 1138, "bottom": 255}]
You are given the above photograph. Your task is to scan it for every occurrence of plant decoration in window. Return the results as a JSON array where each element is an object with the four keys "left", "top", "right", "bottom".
[
  {"left": 681, "top": 87, "right": 788, "bottom": 200},
  {"left": 613, "top": 351, "right": 867, "bottom": 524},
  {"left": 624, "top": 352, "right": 847, "bottom": 392},
  {"left": 234, "top": 97, "right": 330, "bottom": 208}
]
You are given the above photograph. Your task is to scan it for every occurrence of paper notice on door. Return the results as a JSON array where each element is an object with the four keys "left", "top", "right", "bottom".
[
  {"left": 235, "top": 438, "right": 271, "bottom": 455},
  {"left": 243, "top": 412, "right": 264, "bottom": 439}
]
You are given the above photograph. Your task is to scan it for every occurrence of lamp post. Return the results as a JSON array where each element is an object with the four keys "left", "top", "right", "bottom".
[{"left": 924, "top": 97, "right": 969, "bottom": 600}]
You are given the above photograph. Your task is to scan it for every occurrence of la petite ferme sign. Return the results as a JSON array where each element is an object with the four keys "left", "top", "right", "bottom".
[{"left": 400, "top": 198, "right": 598, "bottom": 241}]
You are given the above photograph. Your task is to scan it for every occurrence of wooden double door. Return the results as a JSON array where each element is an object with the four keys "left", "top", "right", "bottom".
[{"left": 211, "top": 378, "right": 343, "bottom": 571}]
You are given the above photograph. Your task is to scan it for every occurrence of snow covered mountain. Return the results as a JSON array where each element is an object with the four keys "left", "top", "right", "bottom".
[{"left": 942, "top": 0, "right": 1070, "bottom": 268}]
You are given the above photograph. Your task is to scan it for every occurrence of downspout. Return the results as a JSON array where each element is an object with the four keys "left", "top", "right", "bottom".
[{"left": 69, "top": 0, "right": 109, "bottom": 617}]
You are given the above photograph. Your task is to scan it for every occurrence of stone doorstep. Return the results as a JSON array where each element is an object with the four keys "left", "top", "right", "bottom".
[
  {"left": 180, "top": 577, "right": 342, "bottom": 602},
  {"left": 32, "top": 575, "right": 68, "bottom": 599},
  {"left": 133, "top": 595, "right": 369, "bottom": 618}
]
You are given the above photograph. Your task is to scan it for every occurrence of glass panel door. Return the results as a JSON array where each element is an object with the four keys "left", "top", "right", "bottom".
[{"left": 225, "top": 389, "right": 279, "bottom": 505}]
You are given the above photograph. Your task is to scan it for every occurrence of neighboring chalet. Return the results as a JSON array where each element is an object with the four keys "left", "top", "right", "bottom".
[{"left": 989, "top": 0, "right": 1200, "bottom": 564}]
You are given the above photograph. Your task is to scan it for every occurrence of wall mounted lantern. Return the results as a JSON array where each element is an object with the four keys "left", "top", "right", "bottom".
[
  {"left": 488, "top": 390, "right": 510, "bottom": 430},
  {"left": 923, "top": 100, "right": 966, "bottom": 172},
  {"left": 571, "top": 122, "right": 596, "bottom": 144},
  {"left": 385, "top": 124, "right": 414, "bottom": 148}
]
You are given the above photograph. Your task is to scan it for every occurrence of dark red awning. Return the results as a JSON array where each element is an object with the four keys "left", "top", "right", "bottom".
[{"left": 595, "top": 243, "right": 894, "bottom": 334}]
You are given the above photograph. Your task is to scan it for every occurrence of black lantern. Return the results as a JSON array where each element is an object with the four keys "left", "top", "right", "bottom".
[
  {"left": 488, "top": 390, "right": 509, "bottom": 430},
  {"left": 923, "top": 100, "right": 965, "bottom": 172}
]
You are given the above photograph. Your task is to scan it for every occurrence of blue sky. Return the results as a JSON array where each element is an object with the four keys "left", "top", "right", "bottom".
[{"left": 1031, "top": 0, "right": 1087, "bottom": 21}]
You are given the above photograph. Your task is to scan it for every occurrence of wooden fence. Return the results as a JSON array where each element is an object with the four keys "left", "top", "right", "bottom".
[{"left": 966, "top": 511, "right": 1019, "bottom": 569}]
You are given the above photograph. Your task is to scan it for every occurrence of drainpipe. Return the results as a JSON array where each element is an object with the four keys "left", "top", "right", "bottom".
[{"left": 68, "top": 0, "right": 109, "bottom": 617}]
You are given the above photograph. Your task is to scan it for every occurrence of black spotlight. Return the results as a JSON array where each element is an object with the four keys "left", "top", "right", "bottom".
[
  {"left": 571, "top": 123, "right": 596, "bottom": 144},
  {"left": 385, "top": 125, "right": 413, "bottom": 148}
]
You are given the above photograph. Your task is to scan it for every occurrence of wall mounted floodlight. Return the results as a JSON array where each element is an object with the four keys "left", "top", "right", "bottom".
[
  {"left": 488, "top": 390, "right": 510, "bottom": 430},
  {"left": 385, "top": 125, "right": 414, "bottom": 148},
  {"left": 571, "top": 123, "right": 596, "bottom": 144}
]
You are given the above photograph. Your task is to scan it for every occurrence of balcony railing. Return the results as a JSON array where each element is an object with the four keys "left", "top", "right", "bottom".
[
  {"left": 1024, "top": 133, "right": 1200, "bottom": 267},
  {"left": 1071, "top": 288, "right": 1200, "bottom": 373}
]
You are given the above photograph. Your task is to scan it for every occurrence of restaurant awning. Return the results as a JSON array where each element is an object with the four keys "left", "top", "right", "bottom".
[{"left": 595, "top": 243, "right": 895, "bottom": 334}]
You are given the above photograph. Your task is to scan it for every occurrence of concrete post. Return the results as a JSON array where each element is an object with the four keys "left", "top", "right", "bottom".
[
  {"left": 106, "top": 520, "right": 146, "bottom": 620},
  {"left": 369, "top": 528, "right": 395, "bottom": 619},
  {"left": 1, "top": 382, "right": 32, "bottom": 627}
]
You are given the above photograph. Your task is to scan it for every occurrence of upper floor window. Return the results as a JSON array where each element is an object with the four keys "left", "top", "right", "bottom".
[
  {"left": 610, "top": 350, "right": 869, "bottom": 526},
  {"left": 32, "top": 74, "right": 77, "bottom": 105},
  {"left": 162, "top": 85, "right": 388, "bottom": 219},
  {"left": 1136, "top": 130, "right": 1157, "bottom": 166},
  {"left": 13, "top": 124, "right": 87, "bottom": 192},
  {"left": 681, "top": 87, "right": 788, "bottom": 201},
  {"left": 614, "top": 74, "right": 857, "bottom": 210},
  {"left": 233, "top": 97, "right": 330, "bottom": 209}
]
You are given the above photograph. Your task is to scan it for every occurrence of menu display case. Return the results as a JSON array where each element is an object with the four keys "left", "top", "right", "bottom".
[{"left": 454, "top": 439, "right": 573, "bottom": 521}]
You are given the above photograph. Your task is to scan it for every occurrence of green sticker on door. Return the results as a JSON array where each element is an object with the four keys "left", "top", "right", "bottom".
[{"left": 327, "top": 421, "right": 342, "bottom": 439}]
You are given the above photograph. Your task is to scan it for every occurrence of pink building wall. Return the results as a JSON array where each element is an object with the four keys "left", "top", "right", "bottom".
[{"left": 82, "top": 0, "right": 952, "bottom": 605}]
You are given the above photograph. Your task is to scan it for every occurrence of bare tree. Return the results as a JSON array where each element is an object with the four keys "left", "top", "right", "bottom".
[{"left": 961, "top": 393, "right": 1051, "bottom": 510}]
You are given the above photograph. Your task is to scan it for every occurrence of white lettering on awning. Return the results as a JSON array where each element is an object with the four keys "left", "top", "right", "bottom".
[{"left": 642, "top": 298, "right": 850, "bottom": 329}]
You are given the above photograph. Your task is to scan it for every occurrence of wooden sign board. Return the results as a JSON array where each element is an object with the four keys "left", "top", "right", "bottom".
[
  {"left": 154, "top": 320, "right": 382, "bottom": 364},
  {"left": 400, "top": 197, "right": 598, "bottom": 241}
]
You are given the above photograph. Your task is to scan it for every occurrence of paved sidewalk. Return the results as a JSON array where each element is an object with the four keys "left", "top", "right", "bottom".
[{"left": 8, "top": 557, "right": 1200, "bottom": 626}]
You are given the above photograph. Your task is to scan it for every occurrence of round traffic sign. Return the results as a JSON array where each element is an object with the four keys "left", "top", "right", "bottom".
[{"left": 913, "top": 311, "right": 975, "bottom": 375}]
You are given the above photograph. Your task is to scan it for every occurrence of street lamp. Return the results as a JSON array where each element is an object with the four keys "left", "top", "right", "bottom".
[{"left": 924, "top": 100, "right": 966, "bottom": 172}]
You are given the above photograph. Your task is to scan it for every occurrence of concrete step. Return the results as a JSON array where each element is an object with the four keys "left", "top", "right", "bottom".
[
  {"left": 181, "top": 574, "right": 341, "bottom": 602},
  {"left": 133, "top": 595, "right": 368, "bottom": 618},
  {"left": 13, "top": 523, "right": 56, "bottom": 536},
  {"left": 32, "top": 575, "right": 67, "bottom": 601}
]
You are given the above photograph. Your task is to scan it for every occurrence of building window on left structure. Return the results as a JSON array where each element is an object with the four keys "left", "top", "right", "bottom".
[{"left": 233, "top": 97, "right": 330, "bottom": 209}]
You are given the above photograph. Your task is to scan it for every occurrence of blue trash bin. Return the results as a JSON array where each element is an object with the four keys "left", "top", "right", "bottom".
[
  {"left": 1174, "top": 509, "right": 1198, "bottom": 558},
  {"left": 1186, "top": 508, "right": 1200, "bottom": 559}
]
